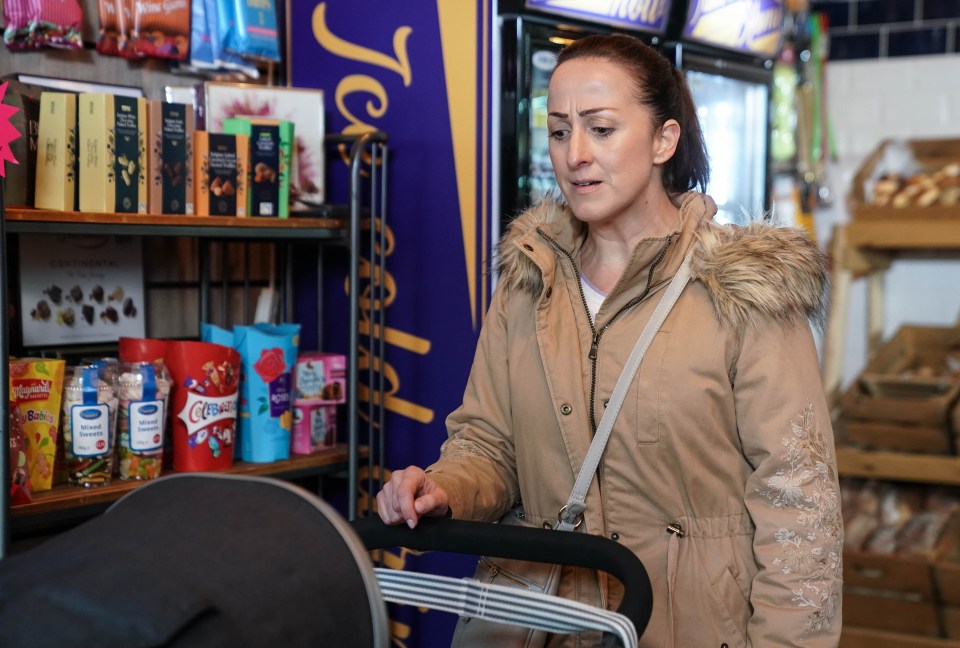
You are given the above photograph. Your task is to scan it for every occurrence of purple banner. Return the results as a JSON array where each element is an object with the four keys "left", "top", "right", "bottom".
[
  {"left": 526, "top": 0, "right": 671, "bottom": 33},
  {"left": 290, "top": 2, "right": 494, "bottom": 646},
  {"left": 683, "top": 0, "right": 784, "bottom": 57}
]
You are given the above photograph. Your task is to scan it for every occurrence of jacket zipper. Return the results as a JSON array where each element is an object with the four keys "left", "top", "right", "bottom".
[
  {"left": 535, "top": 229, "right": 673, "bottom": 433},
  {"left": 530, "top": 230, "right": 674, "bottom": 611}
]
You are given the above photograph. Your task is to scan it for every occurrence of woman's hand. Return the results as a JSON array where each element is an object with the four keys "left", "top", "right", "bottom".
[{"left": 377, "top": 466, "right": 451, "bottom": 528}]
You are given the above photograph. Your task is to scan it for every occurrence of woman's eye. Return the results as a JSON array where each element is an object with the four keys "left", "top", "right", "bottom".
[
  {"left": 593, "top": 127, "right": 614, "bottom": 138},
  {"left": 549, "top": 128, "right": 568, "bottom": 140}
]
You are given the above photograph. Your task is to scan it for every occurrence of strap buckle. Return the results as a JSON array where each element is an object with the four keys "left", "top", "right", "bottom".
[{"left": 557, "top": 505, "right": 583, "bottom": 529}]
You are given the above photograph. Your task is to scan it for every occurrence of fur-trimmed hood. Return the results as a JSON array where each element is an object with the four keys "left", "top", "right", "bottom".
[{"left": 496, "top": 193, "right": 828, "bottom": 333}]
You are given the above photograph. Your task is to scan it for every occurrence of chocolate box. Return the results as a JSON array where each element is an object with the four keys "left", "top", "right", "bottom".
[
  {"left": 1, "top": 79, "right": 42, "bottom": 207},
  {"left": 294, "top": 352, "right": 346, "bottom": 405},
  {"left": 34, "top": 92, "right": 77, "bottom": 211},
  {"left": 194, "top": 131, "right": 249, "bottom": 216},
  {"left": 222, "top": 116, "right": 293, "bottom": 218},
  {"left": 148, "top": 100, "right": 194, "bottom": 214},
  {"left": 79, "top": 93, "right": 148, "bottom": 214}
]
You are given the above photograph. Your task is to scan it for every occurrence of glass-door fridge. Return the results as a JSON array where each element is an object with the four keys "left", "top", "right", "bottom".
[
  {"left": 664, "top": 0, "right": 784, "bottom": 224},
  {"left": 497, "top": 0, "right": 672, "bottom": 232}
]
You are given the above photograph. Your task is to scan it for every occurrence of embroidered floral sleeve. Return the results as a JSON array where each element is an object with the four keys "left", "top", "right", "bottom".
[{"left": 759, "top": 403, "right": 843, "bottom": 636}]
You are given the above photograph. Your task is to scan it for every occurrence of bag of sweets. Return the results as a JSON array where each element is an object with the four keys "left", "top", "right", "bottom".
[
  {"left": 117, "top": 361, "right": 172, "bottom": 480},
  {"left": 61, "top": 365, "right": 120, "bottom": 487},
  {"left": 10, "top": 358, "right": 66, "bottom": 492},
  {"left": 166, "top": 340, "right": 240, "bottom": 472},
  {"left": 237, "top": 323, "right": 299, "bottom": 462}
]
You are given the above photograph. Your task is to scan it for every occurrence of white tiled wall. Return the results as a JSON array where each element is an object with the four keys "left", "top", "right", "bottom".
[{"left": 817, "top": 54, "right": 960, "bottom": 387}]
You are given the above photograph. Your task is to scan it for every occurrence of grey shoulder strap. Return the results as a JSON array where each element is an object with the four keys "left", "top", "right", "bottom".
[{"left": 556, "top": 246, "right": 696, "bottom": 531}]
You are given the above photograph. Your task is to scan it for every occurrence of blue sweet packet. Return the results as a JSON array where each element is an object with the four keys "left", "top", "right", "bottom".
[{"left": 235, "top": 323, "right": 299, "bottom": 462}]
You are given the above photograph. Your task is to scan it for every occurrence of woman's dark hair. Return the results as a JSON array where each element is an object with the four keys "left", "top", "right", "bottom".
[{"left": 556, "top": 34, "right": 710, "bottom": 194}]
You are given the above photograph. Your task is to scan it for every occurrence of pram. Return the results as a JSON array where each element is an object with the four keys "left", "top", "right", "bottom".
[{"left": 0, "top": 474, "right": 652, "bottom": 647}]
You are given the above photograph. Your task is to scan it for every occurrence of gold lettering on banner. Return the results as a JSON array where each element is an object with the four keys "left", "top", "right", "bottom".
[
  {"left": 336, "top": 74, "right": 388, "bottom": 140},
  {"left": 313, "top": 2, "right": 433, "bottom": 425},
  {"left": 312, "top": 2, "right": 413, "bottom": 159},
  {"left": 352, "top": 219, "right": 435, "bottom": 425}
]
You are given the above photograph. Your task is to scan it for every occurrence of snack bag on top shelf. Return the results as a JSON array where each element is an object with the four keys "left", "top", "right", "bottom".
[
  {"left": 130, "top": 0, "right": 190, "bottom": 60},
  {"left": 11, "top": 358, "right": 66, "bottom": 492},
  {"left": 96, "top": 0, "right": 122, "bottom": 55}
]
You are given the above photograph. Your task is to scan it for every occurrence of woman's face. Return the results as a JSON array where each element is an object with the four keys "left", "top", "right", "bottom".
[{"left": 547, "top": 57, "right": 678, "bottom": 228}]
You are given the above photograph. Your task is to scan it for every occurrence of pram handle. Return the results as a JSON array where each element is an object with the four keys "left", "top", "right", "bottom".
[{"left": 352, "top": 516, "right": 652, "bottom": 644}]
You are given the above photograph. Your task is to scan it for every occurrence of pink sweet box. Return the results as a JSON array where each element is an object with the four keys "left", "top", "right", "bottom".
[
  {"left": 292, "top": 403, "right": 337, "bottom": 455},
  {"left": 294, "top": 352, "right": 346, "bottom": 405}
]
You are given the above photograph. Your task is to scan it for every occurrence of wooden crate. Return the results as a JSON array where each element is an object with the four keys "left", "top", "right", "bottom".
[
  {"left": 845, "top": 550, "right": 939, "bottom": 600},
  {"left": 842, "top": 326, "right": 960, "bottom": 444},
  {"left": 844, "top": 592, "right": 941, "bottom": 636},
  {"left": 844, "top": 420, "right": 954, "bottom": 454},
  {"left": 850, "top": 138, "right": 960, "bottom": 221}
]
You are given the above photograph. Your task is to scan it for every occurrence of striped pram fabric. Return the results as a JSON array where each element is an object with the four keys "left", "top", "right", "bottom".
[{"left": 374, "top": 567, "right": 638, "bottom": 648}]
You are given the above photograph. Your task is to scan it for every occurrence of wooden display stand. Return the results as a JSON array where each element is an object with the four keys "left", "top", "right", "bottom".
[
  {"left": 823, "top": 218, "right": 960, "bottom": 485},
  {"left": 825, "top": 217, "right": 960, "bottom": 647}
]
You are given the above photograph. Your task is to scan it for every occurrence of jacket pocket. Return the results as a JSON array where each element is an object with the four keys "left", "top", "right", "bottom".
[
  {"left": 710, "top": 565, "right": 750, "bottom": 647},
  {"left": 633, "top": 331, "right": 669, "bottom": 445}
]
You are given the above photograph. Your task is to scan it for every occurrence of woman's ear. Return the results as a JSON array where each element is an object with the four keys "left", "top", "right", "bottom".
[{"left": 654, "top": 119, "right": 681, "bottom": 164}]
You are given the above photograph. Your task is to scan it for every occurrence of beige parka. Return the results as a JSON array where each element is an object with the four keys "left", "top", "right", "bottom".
[{"left": 427, "top": 192, "right": 843, "bottom": 647}]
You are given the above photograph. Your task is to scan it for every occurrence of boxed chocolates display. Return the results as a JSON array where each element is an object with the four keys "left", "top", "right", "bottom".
[
  {"left": 34, "top": 91, "right": 77, "bottom": 211},
  {"left": 78, "top": 93, "right": 148, "bottom": 214},
  {"left": 148, "top": 100, "right": 194, "bottom": 214},
  {"left": 194, "top": 131, "right": 249, "bottom": 216}
]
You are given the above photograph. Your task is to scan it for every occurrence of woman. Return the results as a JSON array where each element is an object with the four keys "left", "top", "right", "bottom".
[{"left": 378, "top": 34, "right": 842, "bottom": 647}]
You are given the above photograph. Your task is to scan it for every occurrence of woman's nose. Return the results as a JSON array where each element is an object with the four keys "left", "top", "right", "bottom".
[{"left": 566, "top": 129, "right": 591, "bottom": 168}]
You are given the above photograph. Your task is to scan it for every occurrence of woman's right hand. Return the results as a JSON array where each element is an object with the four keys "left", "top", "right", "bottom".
[{"left": 376, "top": 466, "right": 451, "bottom": 528}]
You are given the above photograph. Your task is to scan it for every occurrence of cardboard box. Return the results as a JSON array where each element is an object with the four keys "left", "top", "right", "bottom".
[
  {"left": 841, "top": 327, "right": 960, "bottom": 453},
  {"left": 294, "top": 352, "right": 346, "bottom": 405},
  {"left": 291, "top": 403, "right": 337, "bottom": 455},
  {"left": 850, "top": 138, "right": 960, "bottom": 220},
  {"left": 0, "top": 79, "right": 42, "bottom": 207},
  {"left": 222, "top": 116, "right": 293, "bottom": 218},
  {"left": 34, "top": 92, "right": 76, "bottom": 211},
  {"left": 79, "top": 93, "right": 148, "bottom": 214},
  {"left": 194, "top": 132, "right": 249, "bottom": 216},
  {"left": 148, "top": 100, "right": 194, "bottom": 214}
]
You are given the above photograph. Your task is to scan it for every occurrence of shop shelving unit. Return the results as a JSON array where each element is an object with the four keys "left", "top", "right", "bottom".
[
  {"left": 0, "top": 131, "right": 389, "bottom": 558},
  {"left": 824, "top": 217, "right": 960, "bottom": 648},
  {"left": 824, "top": 216, "right": 960, "bottom": 487}
]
